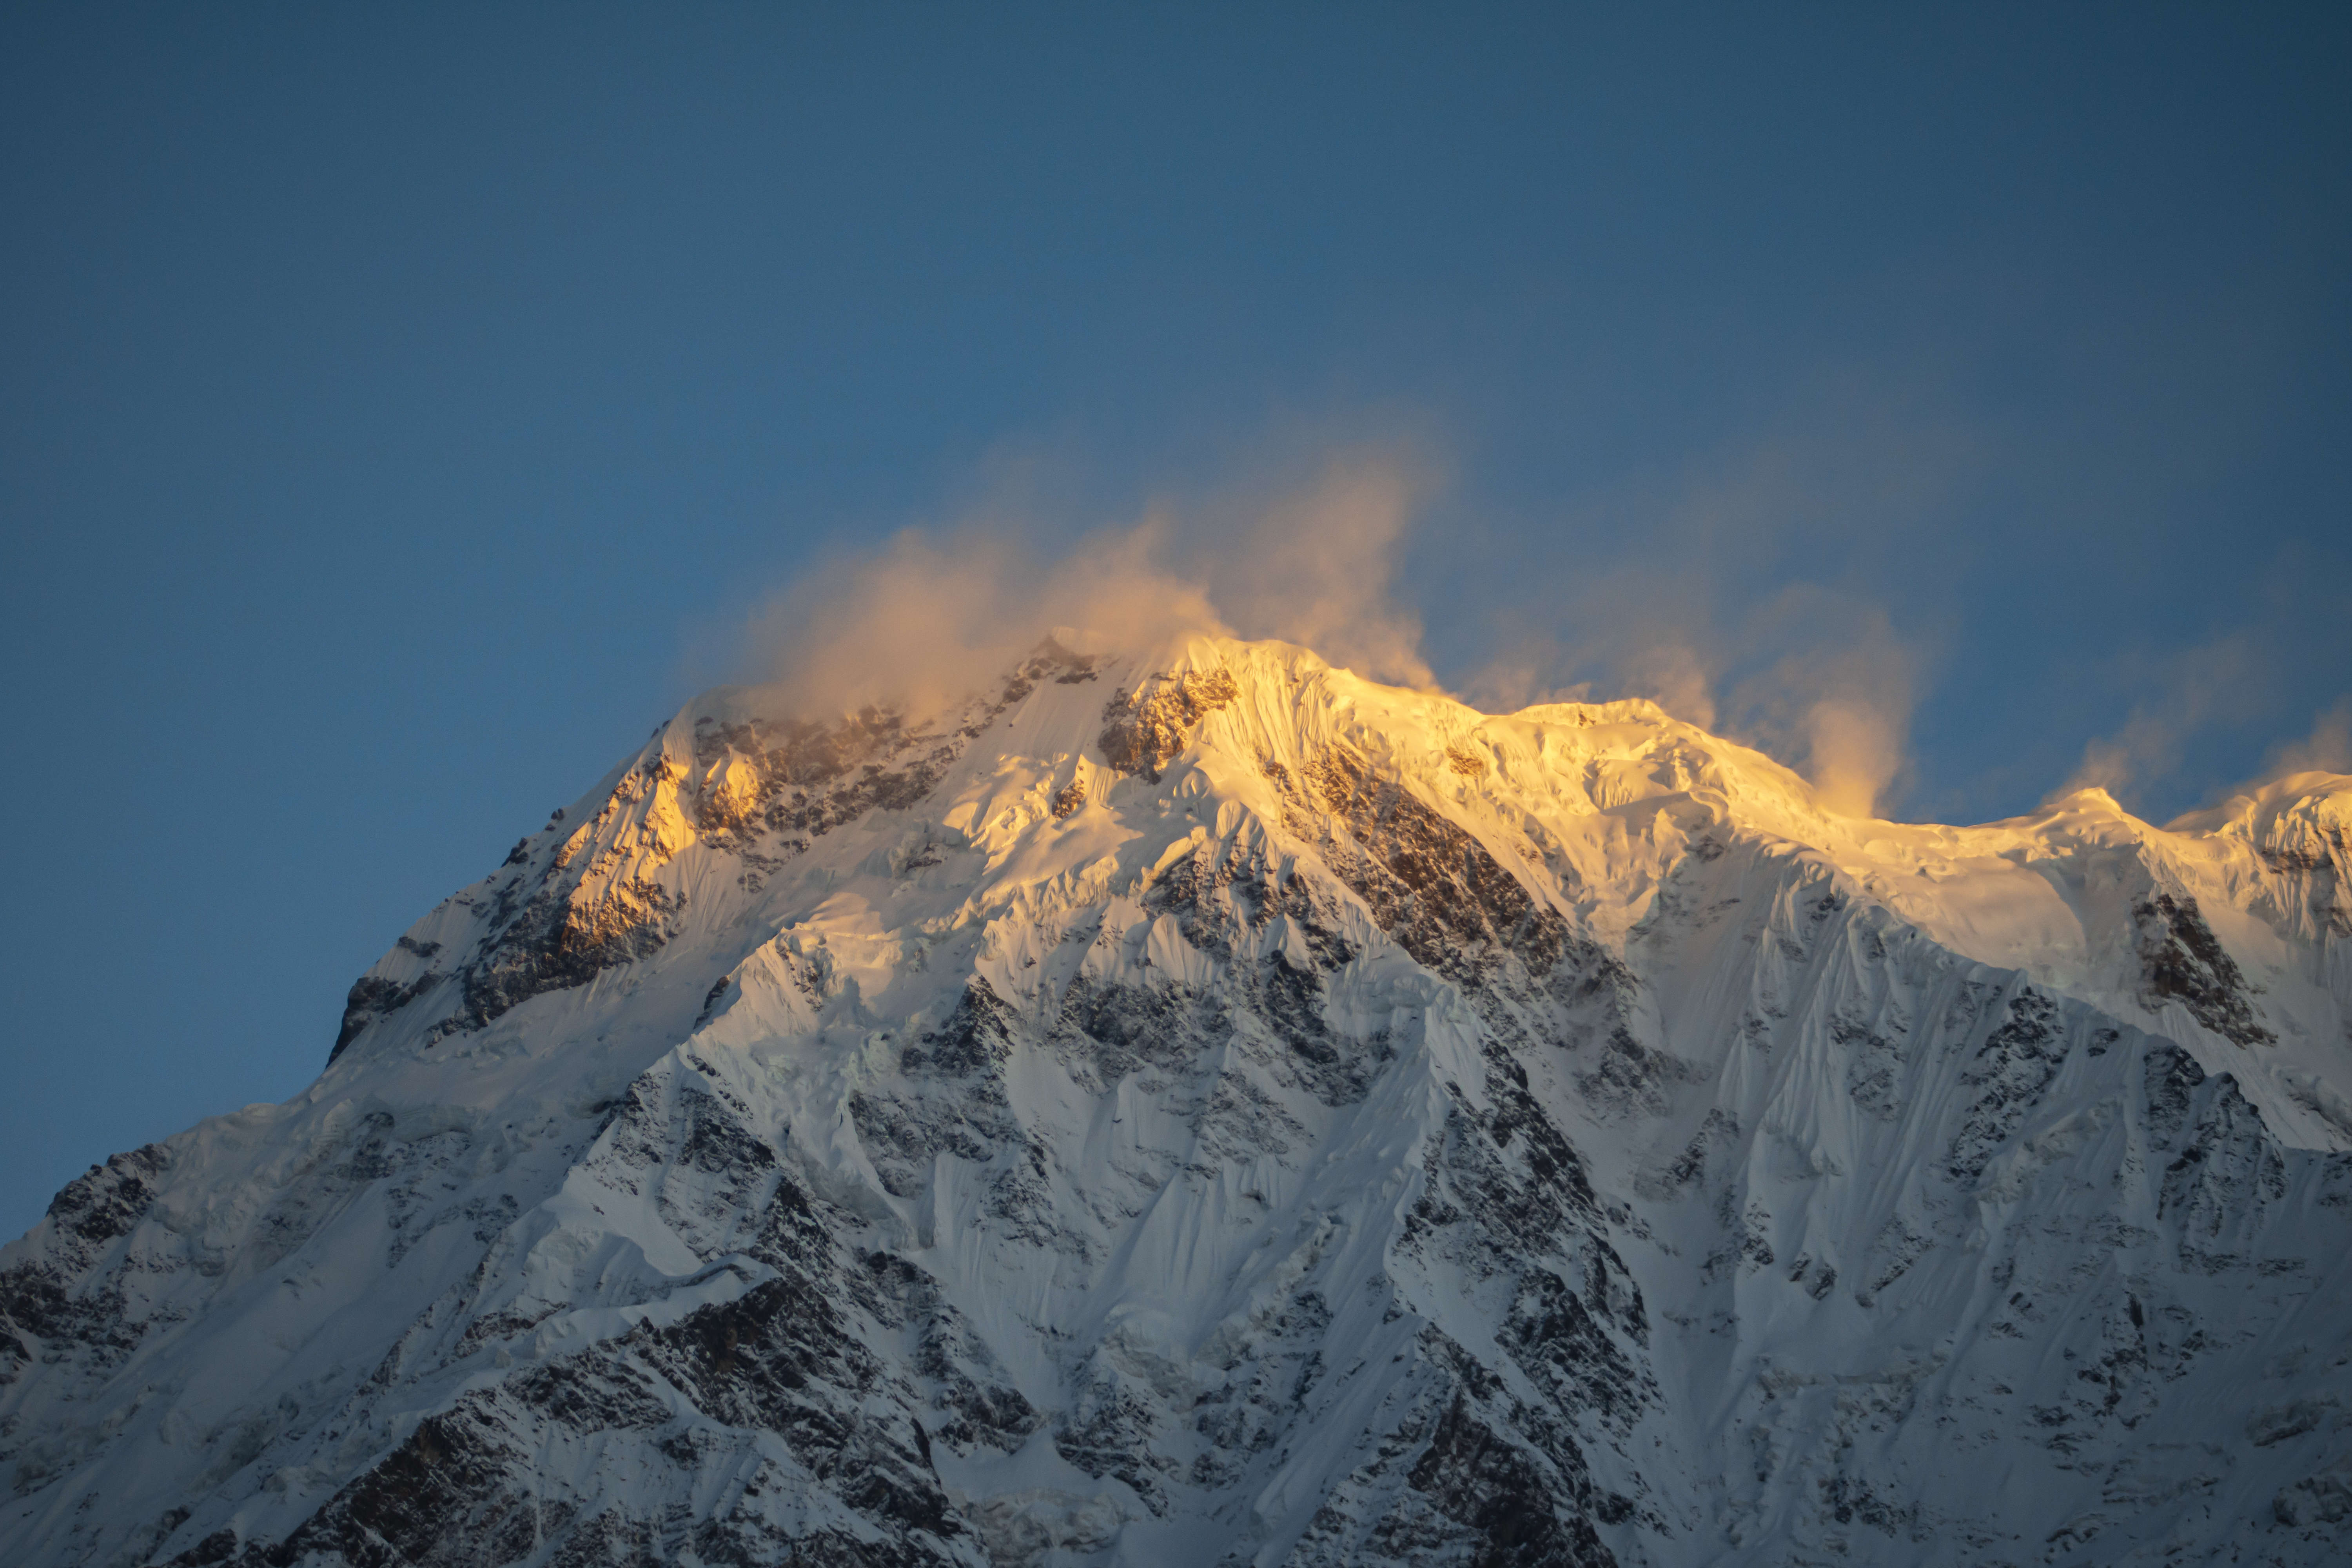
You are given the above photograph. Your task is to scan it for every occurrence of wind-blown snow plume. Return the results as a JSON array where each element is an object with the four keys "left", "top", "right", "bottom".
[
  {"left": 1451, "top": 397, "right": 1957, "bottom": 820},
  {"left": 742, "top": 450, "right": 1434, "bottom": 719},
  {"left": 2264, "top": 695, "right": 2352, "bottom": 777},
  {"left": 745, "top": 436, "right": 1924, "bottom": 816},
  {"left": 1722, "top": 596, "right": 1919, "bottom": 820},
  {"left": 1195, "top": 452, "right": 1436, "bottom": 690},
  {"left": 2163, "top": 694, "right": 2352, "bottom": 829},
  {"left": 744, "top": 518, "right": 1227, "bottom": 720},
  {"left": 1470, "top": 577, "right": 1922, "bottom": 819},
  {"left": 2063, "top": 633, "right": 2262, "bottom": 802}
]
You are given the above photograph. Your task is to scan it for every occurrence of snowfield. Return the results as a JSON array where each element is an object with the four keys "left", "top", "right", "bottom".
[{"left": 5, "top": 634, "right": 2350, "bottom": 1566}]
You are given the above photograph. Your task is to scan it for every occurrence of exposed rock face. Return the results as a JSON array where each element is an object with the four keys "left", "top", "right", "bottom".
[
  {"left": 6, "top": 635, "right": 2352, "bottom": 1567},
  {"left": 2136, "top": 893, "right": 2279, "bottom": 1048},
  {"left": 1099, "top": 670, "right": 1239, "bottom": 782}
]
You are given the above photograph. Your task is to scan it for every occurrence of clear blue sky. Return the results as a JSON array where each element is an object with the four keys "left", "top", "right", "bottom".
[{"left": 4, "top": 4, "right": 2347, "bottom": 1237}]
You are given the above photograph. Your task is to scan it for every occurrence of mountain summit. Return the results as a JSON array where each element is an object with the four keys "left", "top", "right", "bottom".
[{"left": 7, "top": 636, "right": 2351, "bottom": 1566}]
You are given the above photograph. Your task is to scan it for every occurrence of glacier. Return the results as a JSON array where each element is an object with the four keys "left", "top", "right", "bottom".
[{"left": 4, "top": 633, "right": 2350, "bottom": 1567}]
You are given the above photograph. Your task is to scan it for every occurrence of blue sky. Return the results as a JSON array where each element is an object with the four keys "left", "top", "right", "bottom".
[{"left": 3, "top": 3, "right": 2347, "bottom": 1236}]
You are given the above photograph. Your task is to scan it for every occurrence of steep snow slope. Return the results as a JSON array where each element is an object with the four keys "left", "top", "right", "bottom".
[{"left": 5, "top": 635, "right": 2351, "bottom": 1568}]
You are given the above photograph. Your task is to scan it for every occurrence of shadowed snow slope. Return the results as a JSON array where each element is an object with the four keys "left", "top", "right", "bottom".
[{"left": 7, "top": 635, "right": 2352, "bottom": 1567}]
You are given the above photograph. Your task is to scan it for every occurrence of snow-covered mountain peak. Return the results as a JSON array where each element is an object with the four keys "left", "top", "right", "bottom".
[
  {"left": 2168, "top": 767, "right": 2352, "bottom": 860},
  {"left": 7, "top": 634, "right": 2352, "bottom": 1566},
  {"left": 322, "top": 630, "right": 2352, "bottom": 1151}
]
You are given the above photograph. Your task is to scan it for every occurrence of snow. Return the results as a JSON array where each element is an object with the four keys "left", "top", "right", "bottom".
[{"left": 5, "top": 634, "right": 2351, "bottom": 1566}]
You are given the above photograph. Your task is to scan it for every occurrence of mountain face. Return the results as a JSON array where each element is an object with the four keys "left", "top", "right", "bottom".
[{"left": 7, "top": 635, "right": 2352, "bottom": 1568}]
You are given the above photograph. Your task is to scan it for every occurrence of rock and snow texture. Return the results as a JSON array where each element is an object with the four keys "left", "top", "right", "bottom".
[{"left": 5, "top": 633, "right": 2352, "bottom": 1568}]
